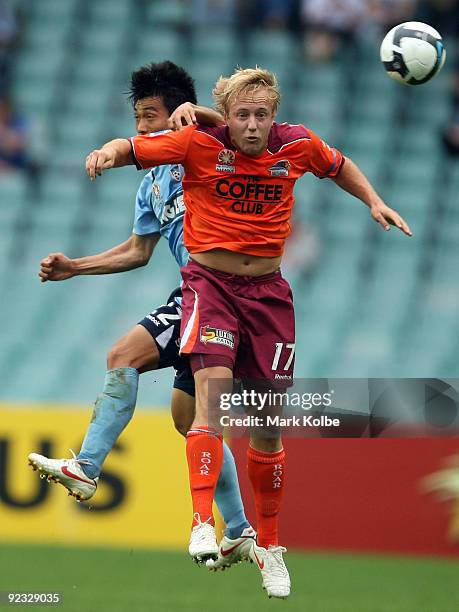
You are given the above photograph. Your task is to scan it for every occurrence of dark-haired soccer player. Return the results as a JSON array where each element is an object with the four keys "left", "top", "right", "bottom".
[
  {"left": 28, "top": 61, "right": 255, "bottom": 566},
  {"left": 84, "top": 66, "right": 412, "bottom": 599}
]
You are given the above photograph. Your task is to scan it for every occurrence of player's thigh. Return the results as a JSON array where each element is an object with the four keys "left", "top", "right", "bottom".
[{"left": 108, "top": 325, "right": 160, "bottom": 371}]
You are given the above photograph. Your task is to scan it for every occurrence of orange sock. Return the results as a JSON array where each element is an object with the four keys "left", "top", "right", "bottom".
[
  {"left": 186, "top": 427, "right": 223, "bottom": 526},
  {"left": 247, "top": 446, "right": 285, "bottom": 548}
]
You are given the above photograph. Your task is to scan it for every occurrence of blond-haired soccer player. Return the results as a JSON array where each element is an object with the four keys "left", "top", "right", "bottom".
[{"left": 86, "top": 67, "right": 412, "bottom": 599}]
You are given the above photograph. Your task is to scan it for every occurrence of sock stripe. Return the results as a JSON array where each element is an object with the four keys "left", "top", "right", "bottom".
[
  {"left": 187, "top": 428, "right": 222, "bottom": 439},
  {"left": 247, "top": 446, "right": 285, "bottom": 464}
]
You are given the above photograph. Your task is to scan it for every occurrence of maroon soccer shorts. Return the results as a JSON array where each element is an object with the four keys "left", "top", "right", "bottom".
[{"left": 179, "top": 259, "right": 295, "bottom": 382}]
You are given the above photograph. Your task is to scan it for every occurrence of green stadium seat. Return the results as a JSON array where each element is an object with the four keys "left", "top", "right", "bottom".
[
  {"left": 146, "top": 1, "right": 187, "bottom": 26},
  {"left": 14, "top": 48, "right": 63, "bottom": 81},
  {"left": 80, "top": 27, "right": 125, "bottom": 55},
  {"left": 249, "top": 30, "right": 296, "bottom": 62},
  {"left": 56, "top": 122, "right": 100, "bottom": 155},
  {"left": 23, "top": 20, "right": 70, "bottom": 51},
  {"left": 191, "top": 27, "right": 236, "bottom": 58},
  {"left": 24, "top": 217, "right": 77, "bottom": 259},
  {"left": 32, "top": 0, "right": 77, "bottom": 20},
  {"left": 0, "top": 172, "right": 28, "bottom": 204},
  {"left": 90, "top": 0, "right": 131, "bottom": 25}
]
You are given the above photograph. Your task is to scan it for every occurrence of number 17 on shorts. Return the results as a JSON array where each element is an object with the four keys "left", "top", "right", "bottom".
[{"left": 271, "top": 342, "right": 295, "bottom": 382}]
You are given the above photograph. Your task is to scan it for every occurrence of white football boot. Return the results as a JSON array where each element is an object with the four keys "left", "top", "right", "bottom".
[
  {"left": 249, "top": 543, "right": 291, "bottom": 599},
  {"left": 206, "top": 526, "right": 256, "bottom": 571},
  {"left": 28, "top": 449, "right": 98, "bottom": 502},
  {"left": 188, "top": 513, "right": 219, "bottom": 563}
]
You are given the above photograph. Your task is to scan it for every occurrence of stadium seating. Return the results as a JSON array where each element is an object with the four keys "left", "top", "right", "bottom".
[{"left": 1, "top": 11, "right": 458, "bottom": 406}]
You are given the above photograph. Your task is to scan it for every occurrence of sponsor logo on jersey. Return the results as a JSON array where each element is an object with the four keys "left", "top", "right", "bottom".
[
  {"left": 200, "top": 325, "right": 235, "bottom": 349},
  {"left": 268, "top": 159, "right": 290, "bottom": 177},
  {"left": 215, "top": 177, "right": 284, "bottom": 215},
  {"left": 216, "top": 149, "right": 236, "bottom": 173},
  {"left": 160, "top": 194, "right": 185, "bottom": 225},
  {"left": 170, "top": 165, "right": 183, "bottom": 182}
]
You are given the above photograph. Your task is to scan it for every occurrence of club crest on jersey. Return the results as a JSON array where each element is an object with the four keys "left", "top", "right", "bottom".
[
  {"left": 153, "top": 183, "right": 161, "bottom": 199},
  {"left": 216, "top": 149, "right": 236, "bottom": 173},
  {"left": 170, "top": 165, "right": 183, "bottom": 182},
  {"left": 200, "top": 325, "right": 235, "bottom": 349},
  {"left": 268, "top": 159, "right": 290, "bottom": 177}
]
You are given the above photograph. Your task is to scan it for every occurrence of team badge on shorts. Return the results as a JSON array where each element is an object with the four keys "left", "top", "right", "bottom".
[
  {"left": 201, "top": 325, "right": 235, "bottom": 349},
  {"left": 268, "top": 159, "right": 290, "bottom": 177},
  {"left": 216, "top": 149, "right": 236, "bottom": 173}
]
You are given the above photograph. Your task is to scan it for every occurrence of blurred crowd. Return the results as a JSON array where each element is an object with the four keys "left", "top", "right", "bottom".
[
  {"left": 1, "top": 0, "right": 458, "bottom": 180},
  {"left": 189, "top": 1, "right": 458, "bottom": 31},
  {"left": 0, "top": 0, "right": 30, "bottom": 175}
]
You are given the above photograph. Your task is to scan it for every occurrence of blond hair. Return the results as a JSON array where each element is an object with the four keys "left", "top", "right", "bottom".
[{"left": 213, "top": 67, "right": 281, "bottom": 116}]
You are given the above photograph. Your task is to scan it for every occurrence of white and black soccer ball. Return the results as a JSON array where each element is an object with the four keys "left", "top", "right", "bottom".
[{"left": 380, "top": 21, "right": 446, "bottom": 86}]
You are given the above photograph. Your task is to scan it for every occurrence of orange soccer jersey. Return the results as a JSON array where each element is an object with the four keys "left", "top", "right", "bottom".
[{"left": 130, "top": 123, "right": 344, "bottom": 257}]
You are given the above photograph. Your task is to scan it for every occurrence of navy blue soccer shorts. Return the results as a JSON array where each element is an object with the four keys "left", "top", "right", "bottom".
[{"left": 138, "top": 287, "right": 195, "bottom": 397}]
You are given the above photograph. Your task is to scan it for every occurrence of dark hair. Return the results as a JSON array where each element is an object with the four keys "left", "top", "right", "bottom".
[{"left": 128, "top": 60, "right": 197, "bottom": 113}]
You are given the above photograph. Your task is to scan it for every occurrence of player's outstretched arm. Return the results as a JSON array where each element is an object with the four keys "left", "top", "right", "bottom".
[
  {"left": 332, "top": 157, "right": 413, "bottom": 236},
  {"left": 86, "top": 138, "right": 133, "bottom": 181},
  {"left": 38, "top": 234, "right": 160, "bottom": 282},
  {"left": 168, "top": 102, "right": 224, "bottom": 131}
]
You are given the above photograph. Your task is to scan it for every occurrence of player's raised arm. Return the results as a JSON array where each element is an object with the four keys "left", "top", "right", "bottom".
[
  {"left": 39, "top": 234, "right": 160, "bottom": 282},
  {"left": 86, "top": 138, "right": 133, "bottom": 181},
  {"left": 331, "top": 156, "right": 413, "bottom": 237},
  {"left": 168, "top": 102, "right": 224, "bottom": 131}
]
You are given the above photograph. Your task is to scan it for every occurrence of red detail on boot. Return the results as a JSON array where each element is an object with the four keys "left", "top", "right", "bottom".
[
  {"left": 186, "top": 427, "right": 223, "bottom": 526},
  {"left": 247, "top": 446, "right": 286, "bottom": 548}
]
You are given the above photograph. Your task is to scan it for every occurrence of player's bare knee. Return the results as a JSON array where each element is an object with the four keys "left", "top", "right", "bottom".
[
  {"left": 173, "top": 418, "right": 190, "bottom": 437},
  {"left": 107, "top": 341, "right": 135, "bottom": 369}
]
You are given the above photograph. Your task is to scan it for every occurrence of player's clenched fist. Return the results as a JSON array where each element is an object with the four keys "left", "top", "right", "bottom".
[{"left": 39, "top": 252, "right": 75, "bottom": 282}]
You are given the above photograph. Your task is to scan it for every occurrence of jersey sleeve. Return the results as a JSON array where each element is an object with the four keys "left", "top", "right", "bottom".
[
  {"left": 302, "top": 127, "right": 344, "bottom": 179},
  {"left": 133, "top": 174, "right": 160, "bottom": 235},
  {"left": 130, "top": 125, "right": 195, "bottom": 170}
]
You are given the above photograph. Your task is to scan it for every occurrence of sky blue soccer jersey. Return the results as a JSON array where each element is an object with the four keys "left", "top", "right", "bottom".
[{"left": 133, "top": 162, "right": 189, "bottom": 268}]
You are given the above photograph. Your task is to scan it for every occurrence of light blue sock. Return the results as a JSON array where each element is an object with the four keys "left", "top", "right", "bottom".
[
  {"left": 77, "top": 367, "right": 139, "bottom": 479},
  {"left": 215, "top": 441, "right": 251, "bottom": 539}
]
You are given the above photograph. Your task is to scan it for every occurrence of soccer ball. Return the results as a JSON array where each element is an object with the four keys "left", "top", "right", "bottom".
[{"left": 380, "top": 21, "right": 446, "bottom": 85}]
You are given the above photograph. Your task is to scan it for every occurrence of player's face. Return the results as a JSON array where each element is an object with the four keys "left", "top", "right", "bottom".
[
  {"left": 134, "top": 96, "right": 170, "bottom": 135},
  {"left": 225, "top": 89, "right": 275, "bottom": 156}
]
